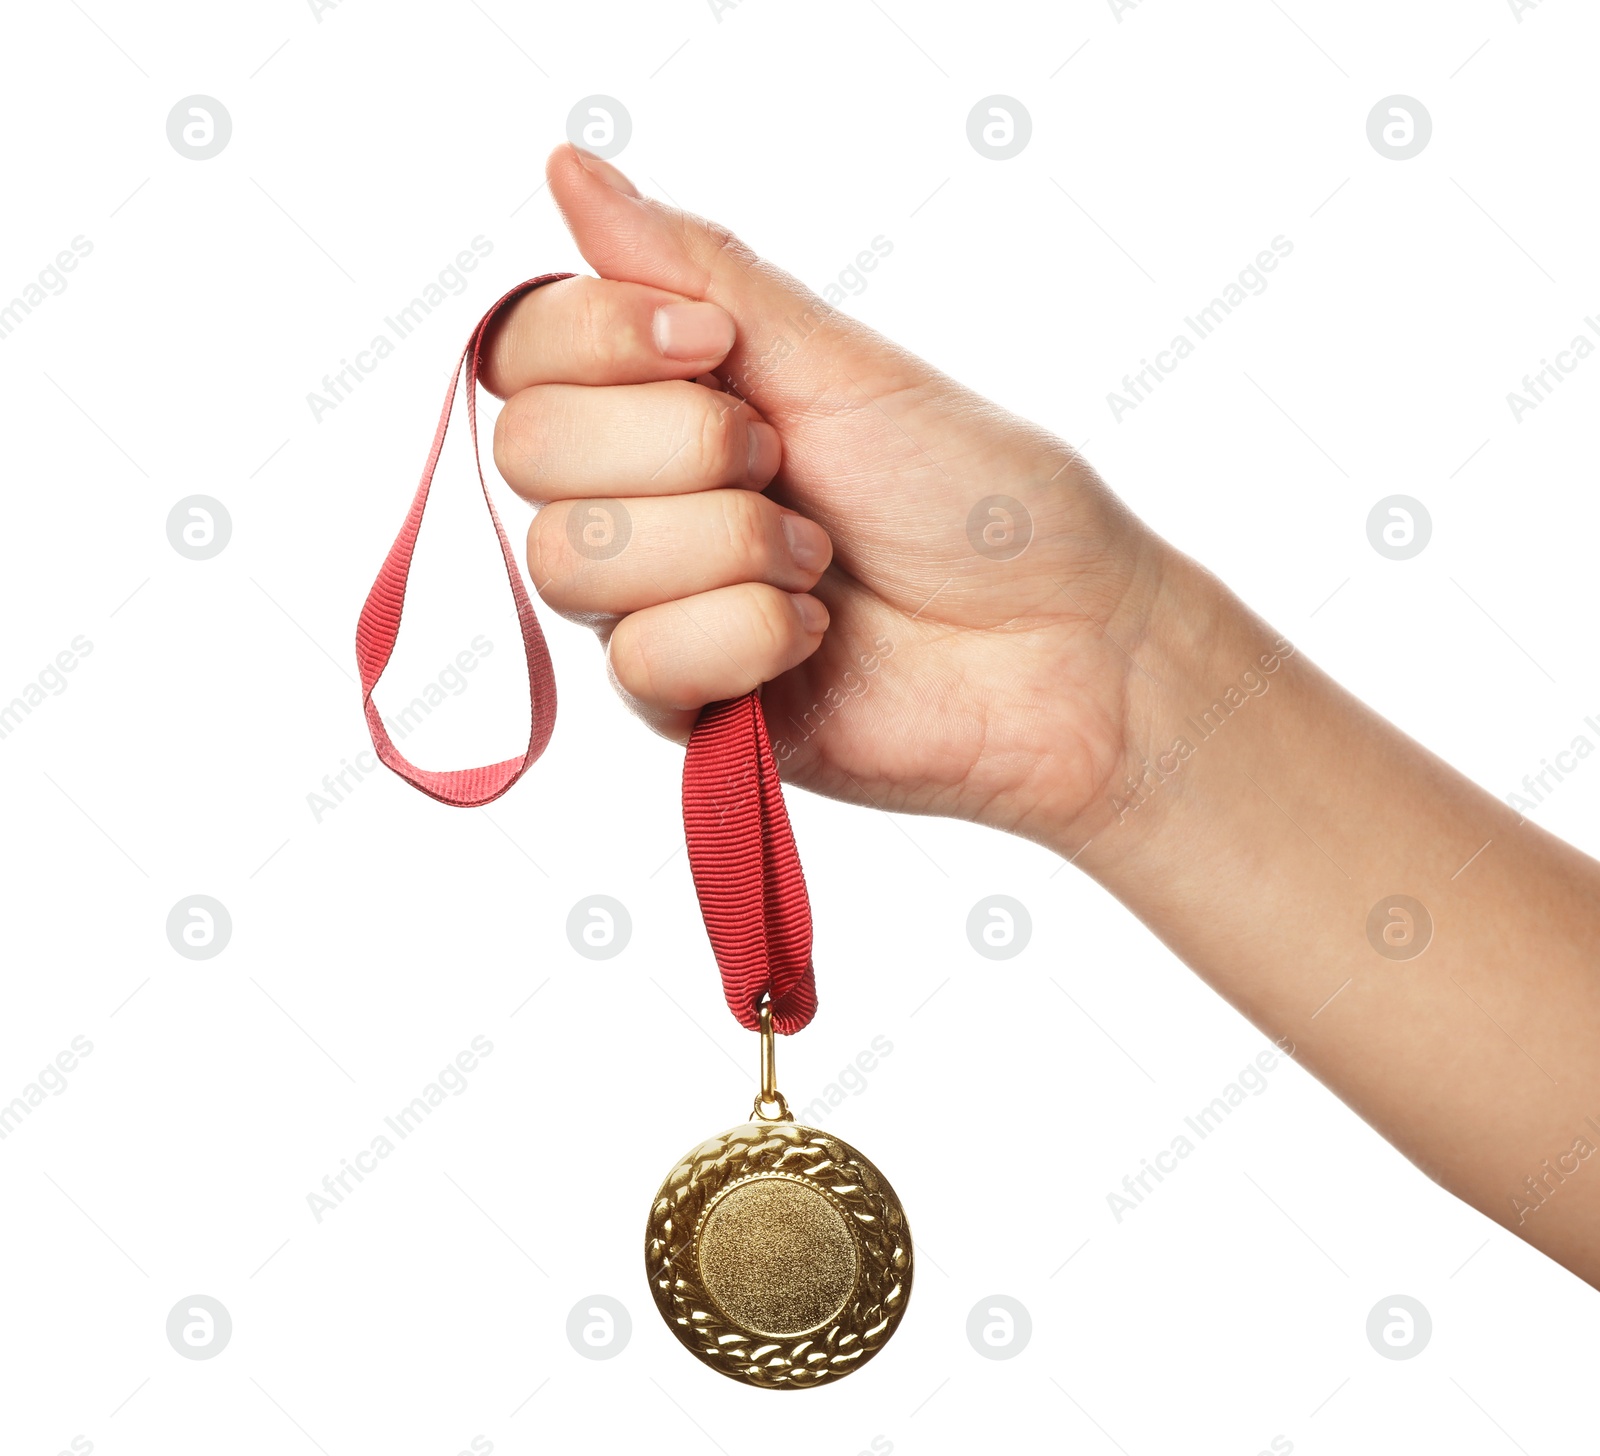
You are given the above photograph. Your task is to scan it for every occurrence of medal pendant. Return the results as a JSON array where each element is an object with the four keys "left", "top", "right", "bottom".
[{"left": 644, "top": 1005, "right": 913, "bottom": 1388}]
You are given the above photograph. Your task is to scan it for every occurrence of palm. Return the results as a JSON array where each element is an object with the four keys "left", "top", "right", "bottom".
[{"left": 755, "top": 369, "right": 1147, "bottom": 840}]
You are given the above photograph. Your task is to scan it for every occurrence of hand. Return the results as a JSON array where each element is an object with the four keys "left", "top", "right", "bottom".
[{"left": 482, "top": 143, "right": 1185, "bottom": 850}]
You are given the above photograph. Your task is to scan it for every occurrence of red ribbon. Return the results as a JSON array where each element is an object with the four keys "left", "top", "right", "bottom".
[
  {"left": 356, "top": 275, "right": 818, "bottom": 1033},
  {"left": 683, "top": 694, "right": 817, "bottom": 1035}
]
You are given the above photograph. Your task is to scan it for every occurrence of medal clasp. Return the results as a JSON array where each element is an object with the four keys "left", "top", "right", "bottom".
[{"left": 751, "top": 1000, "right": 792, "bottom": 1122}]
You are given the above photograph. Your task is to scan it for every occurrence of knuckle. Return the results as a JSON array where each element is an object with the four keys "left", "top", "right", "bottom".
[
  {"left": 745, "top": 585, "right": 796, "bottom": 668},
  {"left": 608, "top": 618, "right": 659, "bottom": 703},
  {"left": 692, "top": 390, "right": 743, "bottom": 482},
  {"left": 492, "top": 392, "right": 542, "bottom": 491},
  {"left": 484, "top": 316, "right": 522, "bottom": 398},
  {"left": 716, "top": 490, "right": 772, "bottom": 570},
  {"left": 491, "top": 397, "right": 522, "bottom": 480},
  {"left": 682, "top": 212, "right": 760, "bottom": 298},
  {"left": 525, "top": 510, "right": 577, "bottom": 610},
  {"left": 702, "top": 216, "right": 759, "bottom": 272},
  {"left": 570, "top": 277, "right": 628, "bottom": 375}
]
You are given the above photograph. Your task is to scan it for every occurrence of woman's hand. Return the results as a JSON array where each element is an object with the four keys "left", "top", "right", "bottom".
[{"left": 482, "top": 142, "right": 1185, "bottom": 852}]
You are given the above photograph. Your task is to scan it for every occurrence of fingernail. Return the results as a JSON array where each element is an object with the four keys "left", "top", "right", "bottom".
[
  {"left": 790, "top": 593, "right": 829, "bottom": 634},
  {"left": 573, "top": 145, "right": 640, "bottom": 198},
  {"left": 747, "top": 420, "right": 779, "bottom": 478},
  {"left": 653, "top": 302, "right": 735, "bottom": 361},
  {"left": 780, "top": 514, "right": 830, "bottom": 573}
]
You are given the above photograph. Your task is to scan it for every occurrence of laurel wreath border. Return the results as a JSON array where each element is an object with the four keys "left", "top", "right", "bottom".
[{"left": 644, "top": 1120, "right": 913, "bottom": 1389}]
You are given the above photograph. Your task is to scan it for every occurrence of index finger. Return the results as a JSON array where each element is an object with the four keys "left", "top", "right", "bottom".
[{"left": 479, "top": 274, "right": 736, "bottom": 397}]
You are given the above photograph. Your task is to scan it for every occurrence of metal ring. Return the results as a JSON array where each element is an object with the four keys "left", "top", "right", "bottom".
[{"left": 750, "top": 1091, "right": 792, "bottom": 1122}]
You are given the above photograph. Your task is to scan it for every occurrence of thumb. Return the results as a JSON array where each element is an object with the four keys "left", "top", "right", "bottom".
[{"left": 545, "top": 143, "right": 933, "bottom": 428}]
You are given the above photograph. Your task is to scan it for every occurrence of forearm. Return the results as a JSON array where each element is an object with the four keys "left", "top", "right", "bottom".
[{"left": 1064, "top": 549, "right": 1600, "bottom": 1285}]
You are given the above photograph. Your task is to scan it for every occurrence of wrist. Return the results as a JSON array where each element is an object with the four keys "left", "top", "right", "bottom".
[{"left": 1040, "top": 547, "right": 1299, "bottom": 871}]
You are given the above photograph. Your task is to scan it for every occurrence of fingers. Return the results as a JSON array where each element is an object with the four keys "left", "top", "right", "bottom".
[
  {"left": 544, "top": 142, "right": 935, "bottom": 427},
  {"left": 529, "top": 491, "right": 832, "bottom": 619},
  {"left": 494, "top": 379, "right": 781, "bottom": 500},
  {"left": 607, "top": 582, "right": 829, "bottom": 717},
  {"left": 478, "top": 274, "right": 736, "bottom": 396}
]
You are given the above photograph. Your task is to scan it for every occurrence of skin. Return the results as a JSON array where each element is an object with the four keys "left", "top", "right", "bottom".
[{"left": 484, "top": 143, "right": 1600, "bottom": 1288}]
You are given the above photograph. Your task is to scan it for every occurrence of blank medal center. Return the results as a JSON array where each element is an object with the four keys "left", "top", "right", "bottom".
[{"left": 698, "top": 1176, "right": 858, "bottom": 1337}]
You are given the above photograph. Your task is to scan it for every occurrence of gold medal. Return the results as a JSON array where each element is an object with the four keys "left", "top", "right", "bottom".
[{"left": 645, "top": 1004, "right": 913, "bottom": 1388}]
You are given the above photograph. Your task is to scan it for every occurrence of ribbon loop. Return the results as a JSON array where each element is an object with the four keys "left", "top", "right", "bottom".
[{"left": 355, "top": 275, "right": 572, "bottom": 806}]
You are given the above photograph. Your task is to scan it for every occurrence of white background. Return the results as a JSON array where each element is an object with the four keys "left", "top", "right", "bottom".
[{"left": 1, "top": 1, "right": 1596, "bottom": 1453}]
